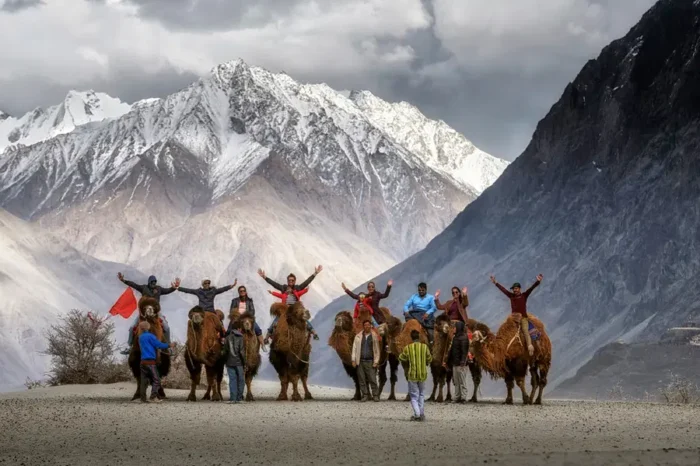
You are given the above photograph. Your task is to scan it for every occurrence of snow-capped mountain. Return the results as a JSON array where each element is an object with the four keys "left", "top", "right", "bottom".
[
  {"left": 308, "top": 0, "right": 700, "bottom": 392},
  {"left": 0, "top": 208, "right": 191, "bottom": 391},
  {"left": 0, "top": 90, "right": 131, "bottom": 153},
  {"left": 0, "top": 60, "right": 507, "bottom": 334}
]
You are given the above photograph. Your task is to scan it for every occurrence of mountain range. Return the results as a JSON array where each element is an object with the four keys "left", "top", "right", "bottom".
[
  {"left": 307, "top": 0, "right": 700, "bottom": 394},
  {"left": 0, "top": 60, "right": 507, "bottom": 389}
]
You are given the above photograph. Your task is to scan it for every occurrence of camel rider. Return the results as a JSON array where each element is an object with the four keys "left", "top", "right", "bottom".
[
  {"left": 258, "top": 266, "right": 322, "bottom": 344},
  {"left": 341, "top": 279, "right": 393, "bottom": 325},
  {"left": 118, "top": 273, "right": 179, "bottom": 355},
  {"left": 264, "top": 286, "right": 319, "bottom": 343},
  {"left": 490, "top": 274, "right": 543, "bottom": 356},
  {"left": 228, "top": 285, "right": 265, "bottom": 350},
  {"left": 177, "top": 278, "right": 237, "bottom": 313},
  {"left": 403, "top": 282, "right": 437, "bottom": 345},
  {"left": 434, "top": 286, "right": 469, "bottom": 323}
]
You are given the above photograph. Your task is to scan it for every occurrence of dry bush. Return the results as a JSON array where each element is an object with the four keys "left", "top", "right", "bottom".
[
  {"left": 659, "top": 374, "right": 700, "bottom": 404},
  {"left": 24, "top": 378, "right": 45, "bottom": 390},
  {"left": 160, "top": 341, "right": 227, "bottom": 390},
  {"left": 43, "top": 310, "right": 130, "bottom": 386}
]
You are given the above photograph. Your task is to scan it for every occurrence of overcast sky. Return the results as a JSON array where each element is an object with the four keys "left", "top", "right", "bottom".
[{"left": 0, "top": 0, "right": 657, "bottom": 160}]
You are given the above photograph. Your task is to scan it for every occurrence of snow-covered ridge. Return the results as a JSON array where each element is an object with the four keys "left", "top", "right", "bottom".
[{"left": 0, "top": 90, "right": 131, "bottom": 153}]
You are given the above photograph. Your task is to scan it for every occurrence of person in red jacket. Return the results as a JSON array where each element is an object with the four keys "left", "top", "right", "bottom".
[
  {"left": 490, "top": 274, "right": 543, "bottom": 356},
  {"left": 341, "top": 280, "right": 392, "bottom": 325},
  {"left": 265, "top": 286, "right": 319, "bottom": 343}
]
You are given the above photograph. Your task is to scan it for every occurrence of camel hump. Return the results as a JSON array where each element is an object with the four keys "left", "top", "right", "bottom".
[{"left": 270, "top": 302, "right": 287, "bottom": 317}]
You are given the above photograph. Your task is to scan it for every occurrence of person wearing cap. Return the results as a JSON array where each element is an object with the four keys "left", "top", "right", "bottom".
[
  {"left": 177, "top": 278, "right": 238, "bottom": 313},
  {"left": 403, "top": 282, "right": 438, "bottom": 344},
  {"left": 489, "top": 274, "right": 543, "bottom": 356},
  {"left": 117, "top": 272, "right": 180, "bottom": 355}
]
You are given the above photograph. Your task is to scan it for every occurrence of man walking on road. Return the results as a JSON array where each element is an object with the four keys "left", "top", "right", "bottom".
[
  {"left": 352, "top": 320, "right": 381, "bottom": 402},
  {"left": 399, "top": 329, "right": 432, "bottom": 421}
]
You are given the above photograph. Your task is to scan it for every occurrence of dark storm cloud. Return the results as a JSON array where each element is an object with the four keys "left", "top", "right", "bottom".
[
  {"left": 0, "top": 61, "right": 198, "bottom": 117},
  {"left": 0, "top": 0, "right": 45, "bottom": 13}
]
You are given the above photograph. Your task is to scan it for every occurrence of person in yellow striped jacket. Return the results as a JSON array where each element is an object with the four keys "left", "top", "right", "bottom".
[{"left": 398, "top": 329, "right": 433, "bottom": 421}]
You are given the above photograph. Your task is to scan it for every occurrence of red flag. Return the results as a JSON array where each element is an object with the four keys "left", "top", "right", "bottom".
[{"left": 109, "top": 288, "right": 138, "bottom": 318}]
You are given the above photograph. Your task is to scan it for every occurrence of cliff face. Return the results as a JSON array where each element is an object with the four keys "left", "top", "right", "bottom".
[{"left": 309, "top": 0, "right": 700, "bottom": 390}]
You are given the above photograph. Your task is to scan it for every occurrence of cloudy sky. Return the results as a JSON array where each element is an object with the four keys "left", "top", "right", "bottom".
[{"left": 0, "top": 0, "right": 657, "bottom": 160}]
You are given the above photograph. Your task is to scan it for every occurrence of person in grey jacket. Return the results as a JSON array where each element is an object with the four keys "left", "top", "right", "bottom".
[
  {"left": 177, "top": 278, "right": 237, "bottom": 312},
  {"left": 228, "top": 285, "right": 265, "bottom": 350},
  {"left": 221, "top": 320, "right": 247, "bottom": 404}
]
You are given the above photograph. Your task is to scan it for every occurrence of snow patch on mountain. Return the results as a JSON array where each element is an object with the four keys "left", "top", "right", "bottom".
[{"left": 0, "top": 90, "right": 131, "bottom": 153}]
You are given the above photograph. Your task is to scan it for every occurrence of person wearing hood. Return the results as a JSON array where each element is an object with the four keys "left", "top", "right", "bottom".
[
  {"left": 118, "top": 273, "right": 180, "bottom": 355},
  {"left": 176, "top": 278, "right": 238, "bottom": 313},
  {"left": 444, "top": 320, "right": 470, "bottom": 404}
]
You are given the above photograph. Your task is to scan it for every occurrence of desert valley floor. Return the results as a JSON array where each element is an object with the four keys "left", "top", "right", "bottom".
[{"left": 0, "top": 381, "right": 698, "bottom": 466}]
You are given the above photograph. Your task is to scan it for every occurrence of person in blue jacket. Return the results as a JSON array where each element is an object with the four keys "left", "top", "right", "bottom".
[
  {"left": 137, "top": 321, "right": 174, "bottom": 403},
  {"left": 403, "top": 282, "right": 437, "bottom": 345}
]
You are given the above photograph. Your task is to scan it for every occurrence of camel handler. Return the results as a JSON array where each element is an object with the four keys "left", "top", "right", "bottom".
[
  {"left": 403, "top": 282, "right": 437, "bottom": 345},
  {"left": 351, "top": 320, "right": 381, "bottom": 402},
  {"left": 490, "top": 274, "right": 543, "bottom": 356},
  {"left": 137, "top": 321, "right": 175, "bottom": 403},
  {"left": 228, "top": 285, "right": 266, "bottom": 350},
  {"left": 117, "top": 273, "right": 179, "bottom": 355}
]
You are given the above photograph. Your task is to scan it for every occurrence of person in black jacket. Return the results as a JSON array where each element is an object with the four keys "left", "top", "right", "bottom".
[
  {"left": 177, "top": 278, "right": 237, "bottom": 312},
  {"left": 221, "top": 320, "right": 246, "bottom": 404},
  {"left": 228, "top": 285, "right": 265, "bottom": 350},
  {"left": 445, "top": 320, "right": 470, "bottom": 404}
]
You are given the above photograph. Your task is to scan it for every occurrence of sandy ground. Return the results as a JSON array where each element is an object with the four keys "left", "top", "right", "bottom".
[{"left": 1, "top": 381, "right": 699, "bottom": 466}]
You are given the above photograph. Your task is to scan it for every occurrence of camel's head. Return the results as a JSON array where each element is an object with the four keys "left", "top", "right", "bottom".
[
  {"left": 334, "top": 311, "right": 353, "bottom": 331},
  {"left": 188, "top": 306, "right": 205, "bottom": 326},
  {"left": 138, "top": 297, "right": 160, "bottom": 322},
  {"left": 237, "top": 312, "right": 255, "bottom": 334},
  {"left": 215, "top": 309, "right": 225, "bottom": 322},
  {"left": 435, "top": 314, "right": 452, "bottom": 335},
  {"left": 471, "top": 330, "right": 488, "bottom": 344},
  {"left": 242, "top": 318, "right": 252, "bottom": 332}
]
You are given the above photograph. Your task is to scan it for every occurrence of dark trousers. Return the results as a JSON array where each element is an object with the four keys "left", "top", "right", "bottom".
[
  {"left": 227, "top": 366, "right": 245, "bottom": 401},
  {"left": 140, "top": 363, "right": 161, "bottom": 401},
  {"left": 405, "top": 311, "right": 434, "bottom": 343},
  {"left": 357, "top": 360, "right": 378, "bottom": 398}
]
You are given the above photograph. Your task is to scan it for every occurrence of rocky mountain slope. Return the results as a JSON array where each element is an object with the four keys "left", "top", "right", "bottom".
[
  {"left": 307, "top": 0, "right": 700, "bottom": 391},
  {"left": 0, "top": 208, "right": 191, "bottom": 391},
  {"left": 0, "top": 61, "right": 507, "bottom": 334}
]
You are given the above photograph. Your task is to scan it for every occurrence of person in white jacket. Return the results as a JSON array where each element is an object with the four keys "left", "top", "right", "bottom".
[{"left": 351, "top": 320, "right": 381, "bottom": 402}]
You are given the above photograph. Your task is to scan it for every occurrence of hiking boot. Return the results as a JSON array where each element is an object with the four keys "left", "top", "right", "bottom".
[
  {"left": 149, "top": 397, "right": 162, "bottom": 403},
  {"left": 409, "top": 415, "right": 419, "bottom": 421},
  {"left": 312, "top": 333, "right": 320, "bottom": 341},
  {"left": 452, "top": 398, "right": 464, "bottom": 404}
]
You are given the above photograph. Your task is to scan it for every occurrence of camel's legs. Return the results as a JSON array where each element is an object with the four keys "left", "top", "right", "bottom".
[
  {"left": 245, "top": 372, "right": 255, "bottom": 401},
  {"left": 516, "top": 375, "right": 531, "bottom": 405},
  {"left": 352, "top": 370, "right": 362, "bottom": 401},
  {"left": 277, "top": 373, "right": 289, "bottom": 401},
  {"left": 428, "top": 367, "right": 438, "bottom": 401},
  {"left": 131, "top": 375, "right": 141, "bottom": 401},
  {"left": 436, "top": 375, "right": 445, "bottom": 403},
  {"left": 217, "top": 365, "right": 224, "bottom": 401},
  {"left": 388, "top": 356, "right": 399, "bottom": 401},
  {"left": 290, "top": 373, "right": 303, "bottom": 402},
  {"left": 504, "top": 374, "right": 514, "bottom": 405},
  {"left": 445, "top": 371, "right": 453, "bottom": 402},
  {"left": 203, "top": 365, "right": 221, "bottom": 402},
  {"left": 468, "top": 363, "right": 482, "bottom": 403},
  {"left": 535, "top": 363, "right": 549, "bottom": 405},
  {"left": 377, "top": 362, "right": 388, "bottom": 398},
  {"left": 184, "top": 350, "right": 200, "bottom": 402},
  {"left": 529, "top": 365, "right": 540, "bottom": 402}
]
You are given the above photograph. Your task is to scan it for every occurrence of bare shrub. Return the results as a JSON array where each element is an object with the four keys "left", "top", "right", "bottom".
[
  {"left": 43, "top": 310, "right": 128, "bottom": 385},
  {"left": 24, "top": 378, "right": 45, "bottom": 390},
  {"left": 659, "top": 374, "right": 699, "bottom": 404}
]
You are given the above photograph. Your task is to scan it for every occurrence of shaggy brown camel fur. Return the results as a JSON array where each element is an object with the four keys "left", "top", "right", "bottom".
[
  {"left": 184, "top": 307, "right": 226, "bottom": 402},
  {"left": 228, "top": 310, "right": 262, "bottom": 401},
  {"left": 395, "top": 319, "right": 430, "bottom": 401},
  {"left": 376, "top": 308, "right": 402, "bottom": 400},
  {"left": 428, "top": 314, "right": 454, "bottom": 402},
  {"left": 269, "top": 302, "right": 313, "bottom": 401},
  {"left": 459, "top": 318, "right": 491, "bottom": 402},
  {"left": 328, "top": 311, "right": 362, "bottom": 400},
  {"left": 128, "top": 297, "right": 170, "bottom": 401},
  {"left": 352, "top": 306, "right": 375, "bottom": 334},
  {"left": 470, "top": 313, "right": 552, "bottom": 405}
]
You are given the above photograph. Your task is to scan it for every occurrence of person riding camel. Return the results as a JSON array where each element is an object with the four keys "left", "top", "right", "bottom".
[
  {"left": 177, "top": 278, "right": 237, "bottom": 339},
  {"left": 490, "top": 274, "right": 543, "bottom": 356},
  {"left": 117, "top": 273, "right": 180, "bottom": 355},
  {"left": 434, "top": 286, "right": 469, "bottom": 323},
  {"left": 403, "top": 282, "right": 437, "bottom": 345},
  {"left": 341, "top": 279, "right": 393, "bottom": 325},
  {"left": 265, "top": 286, "right": 319, "bottom": 343},
  {"left": 228, "top": 285, "right": 266, "bottom": 351},
  {"left": 258, "top": 265, "right": 322, "bottom": 345}
]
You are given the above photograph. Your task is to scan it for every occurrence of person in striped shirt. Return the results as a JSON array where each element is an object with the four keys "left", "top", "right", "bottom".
[{"left": 398, "top": 329, "right": 433, "bottom": 421}]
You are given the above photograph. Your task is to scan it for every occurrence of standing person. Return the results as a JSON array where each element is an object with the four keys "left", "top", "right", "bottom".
[
  {"left": 117, "top": 273, "right": 179, "bottom": 355},
  {"left": 341, "top": 279, "right": 393, "bottom": 325},
  {"left": 445, "top": 321, "right": 470, "bottom": 404},
  {"left": 403, "top": 282, "right": 438, "bottom": 344},
  {"left": 398, "top": 329, "right": 432, "bottom": 421},
  {"left": 351, "top": 320, "right": 381, "bottom": 402},
  {"left": 137, "top": 321, "right": 174, "bottom": 403},
  {"left": 490, "top": 274, "right": 543, "bottom": 356},
  {"left": 221, "top": 320, "right": 247, "bottom": 404},
  {"left": 177, "top": 278, "right": 237, "bottom": 313},
  {"left": 434, "top": 286, "right": 469, "bottom": 323},
  {"left": 228, "top": 285, "right": 265, "bottom": 350}
]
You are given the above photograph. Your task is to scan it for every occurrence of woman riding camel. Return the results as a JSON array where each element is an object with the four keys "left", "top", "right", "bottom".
[
  {"left": 490, "top": 274, "right": 544, "bottom": 356},
  {"left": 341, "top": 279, "right": 393, "bottom": 325},
  {"left": 434, "top": 286, "right": 469, "bottom": 323}
]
